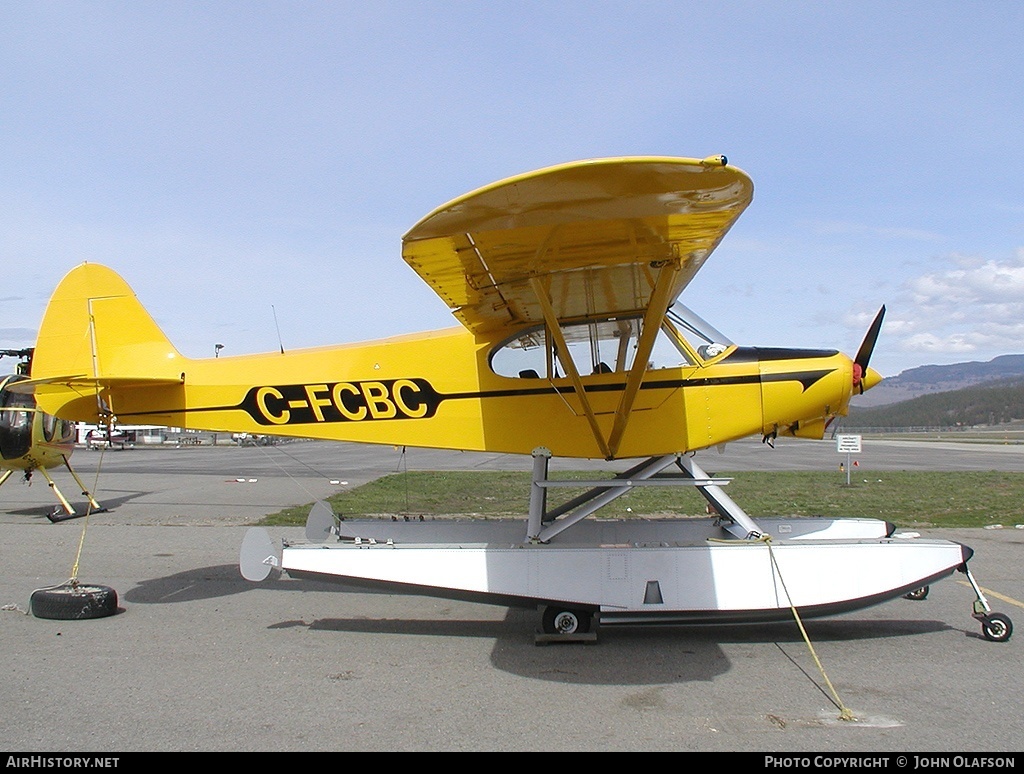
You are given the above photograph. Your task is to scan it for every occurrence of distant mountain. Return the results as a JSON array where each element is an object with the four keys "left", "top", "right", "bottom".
[{"left": 852, "top": 354, "right": 1024, "bottom": 407}]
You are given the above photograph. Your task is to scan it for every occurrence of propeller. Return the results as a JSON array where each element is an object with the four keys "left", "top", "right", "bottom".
[{"left": 852, "top": 305, "right": 885, "bottom": 393}]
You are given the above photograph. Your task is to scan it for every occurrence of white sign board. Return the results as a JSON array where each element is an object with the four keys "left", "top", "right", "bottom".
[{"left": 836, "top": 434, "right": 862, "bottom": 454}]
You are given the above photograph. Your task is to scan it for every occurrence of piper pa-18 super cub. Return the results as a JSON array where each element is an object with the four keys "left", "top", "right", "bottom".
[{"left": 18, "top": 155, "right": 1012, "bottom": 642}]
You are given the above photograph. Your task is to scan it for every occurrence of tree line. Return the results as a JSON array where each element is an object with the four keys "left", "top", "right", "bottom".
[{"left": 839, "top": 377, "right": 1024, "bottom": 429}]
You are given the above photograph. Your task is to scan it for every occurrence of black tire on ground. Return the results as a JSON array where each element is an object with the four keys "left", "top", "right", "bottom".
[
  {"left": 981, "top": 612, "right": 1013, "bottom": 643},
  {"left": 30, "top": 583, "right": 118, "bottom": 620},
  {"left": 903, "top": 586, "right": 929, "bottom": 601},
  {"left": 542, "top": 606, "right": 592, "bottom": 635}
]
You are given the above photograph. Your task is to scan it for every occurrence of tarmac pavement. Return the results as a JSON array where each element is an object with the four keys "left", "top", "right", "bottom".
[{"left": 1, "top": 438, "right": 1022, "bottom": 752}]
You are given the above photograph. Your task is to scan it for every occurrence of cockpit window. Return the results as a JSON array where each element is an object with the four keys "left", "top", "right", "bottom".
[{"left": 490, "top": 302, "right": 731, "bottom": 379}]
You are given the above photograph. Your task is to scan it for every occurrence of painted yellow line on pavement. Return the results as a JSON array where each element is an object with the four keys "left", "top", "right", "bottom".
[{"left": 958, "top": 581, "right": 1024, "bottom": 609}]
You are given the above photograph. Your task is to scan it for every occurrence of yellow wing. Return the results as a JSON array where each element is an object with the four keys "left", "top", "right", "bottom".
[{"left": 401, "top": 155, "right": 754, "bottom": 337}]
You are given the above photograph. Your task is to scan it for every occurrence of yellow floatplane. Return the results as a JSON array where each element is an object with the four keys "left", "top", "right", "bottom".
[{"left": 17, "top": 156, "right": 1012, "bottom": 641}]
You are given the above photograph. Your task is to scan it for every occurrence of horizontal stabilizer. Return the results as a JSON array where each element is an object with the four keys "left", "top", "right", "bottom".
[{"left": 6, "top": 374, "right": 185, "bottom": 396}]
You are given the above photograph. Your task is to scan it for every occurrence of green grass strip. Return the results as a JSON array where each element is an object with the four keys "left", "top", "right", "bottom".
[{"left": 259, "top": 470, "right": 1024, "bottom": 529}]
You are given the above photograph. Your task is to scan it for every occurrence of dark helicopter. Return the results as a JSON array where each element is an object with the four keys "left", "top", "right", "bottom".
[{"left": 0, "top": 348, "right": 103, "bottom": 521}]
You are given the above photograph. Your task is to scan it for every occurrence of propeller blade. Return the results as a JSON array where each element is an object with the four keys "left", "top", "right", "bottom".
[{"left": 853, "top": 305, "right": 885, "bottom": 392}]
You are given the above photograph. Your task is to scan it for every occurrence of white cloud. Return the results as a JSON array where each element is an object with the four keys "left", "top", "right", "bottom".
[{"left": 889, "top": 249, "right": 1024, "bottom": 359}]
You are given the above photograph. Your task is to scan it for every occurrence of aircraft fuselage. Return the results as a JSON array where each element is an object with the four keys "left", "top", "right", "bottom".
[{"left": 34, "top": 323, "right": 864, "bottom": 460}]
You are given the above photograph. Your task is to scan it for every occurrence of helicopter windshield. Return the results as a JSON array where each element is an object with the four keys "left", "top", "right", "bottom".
[{"left": 0, "top": 376, "right": 34, "bottom": 460}]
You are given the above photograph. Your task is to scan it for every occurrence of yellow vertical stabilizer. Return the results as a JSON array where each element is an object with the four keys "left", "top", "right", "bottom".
[
  {"left": 29, "top": 263, "right": 190, "bottom": 425},
  {"left": 32, "top": 263, "right": 188, "bottom": 384}
]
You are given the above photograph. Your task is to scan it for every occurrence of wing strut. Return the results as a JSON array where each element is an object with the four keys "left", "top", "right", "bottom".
[
  {"left": 529, "top": 255, "right": 682, "bottom": 461},
  {"left": 605, "top": 259, "right": 681, "bottom": 458},
  {"left": 529, "top": 276, "right": 612, "bottom": 460}
]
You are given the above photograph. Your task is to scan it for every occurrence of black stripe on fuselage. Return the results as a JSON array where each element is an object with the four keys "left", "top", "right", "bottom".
[
  {"left": 113, "top": 359, "right": 839, "bottom": 421},
  {"left": 442, "top": 367, "right": 834, "bottom": 402},
  {"left": 725, "top": 346, "right": 839, "bottom": 363}
]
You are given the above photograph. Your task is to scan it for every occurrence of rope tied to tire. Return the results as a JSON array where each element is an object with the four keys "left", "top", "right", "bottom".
[
  {"left": 757, "top": 534, "right": 856, "bottom": 722},
  {"left": 29, "top": 443, "right": 118, "bottom": 620},
  {"left": 68, "top": 442, "right": 105, "bottom": 582}
]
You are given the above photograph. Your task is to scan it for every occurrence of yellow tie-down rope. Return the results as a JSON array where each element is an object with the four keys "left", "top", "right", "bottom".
[
  {"left": 757, "top": 534, "right": 856, "bottom": 722},
  {"left": 69, "top": 437, "right": 106, "bottom": 584}
]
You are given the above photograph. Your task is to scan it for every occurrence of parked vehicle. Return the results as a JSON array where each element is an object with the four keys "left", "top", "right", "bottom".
[{"left": 85, "top": 428, "right": 134, "bottom": 450}]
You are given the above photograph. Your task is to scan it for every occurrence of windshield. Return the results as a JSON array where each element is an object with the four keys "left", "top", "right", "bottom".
[
  {"left": 0, "top": 376, "right": 33, "bottom": 459},
  {"left": 664, "top": 302, "right": 734, "bottom": 361}
]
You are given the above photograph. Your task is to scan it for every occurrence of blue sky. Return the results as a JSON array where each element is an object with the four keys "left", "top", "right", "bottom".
[{"left": 2, "top": 1, "right": 1023, "bottom": 378}]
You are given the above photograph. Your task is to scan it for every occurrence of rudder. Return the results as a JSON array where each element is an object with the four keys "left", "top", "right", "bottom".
[{"left": 30, "top": 263, "right": 189, "bottom": 421}]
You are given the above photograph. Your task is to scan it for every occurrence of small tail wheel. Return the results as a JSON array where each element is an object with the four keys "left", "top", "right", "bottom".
[
  {"left": 981, "top": 612, "right": 1013, "bottom": 643},
  {"left": 542, "top": 606, "right": 592, "bottom": 635},
  {"left": 903, "top": 586, "right": 929, "bottom": 601}
]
